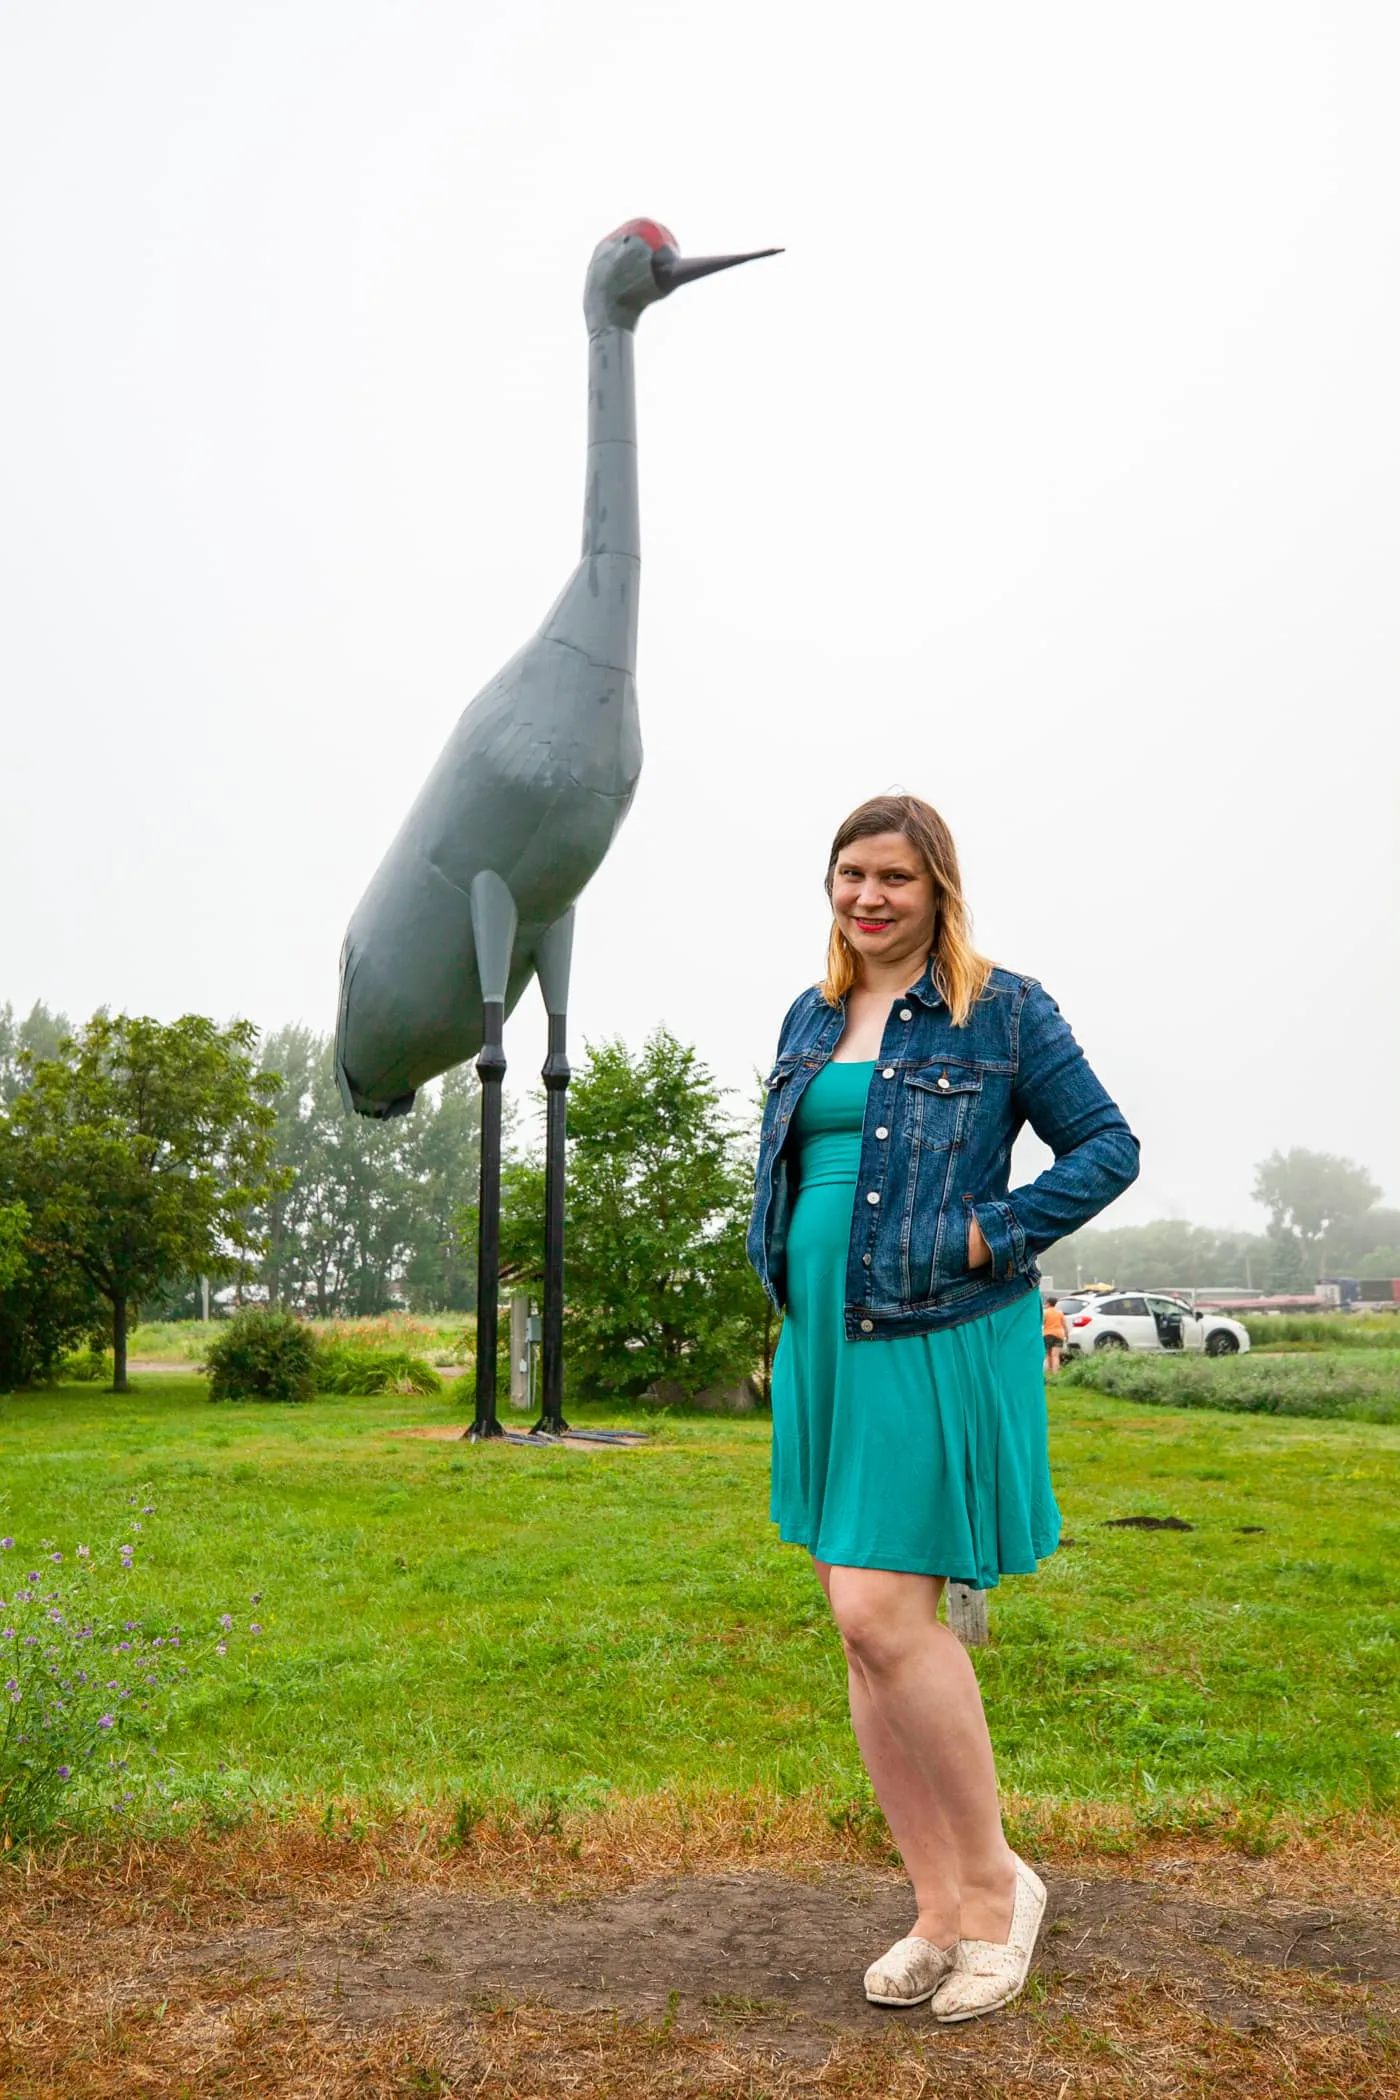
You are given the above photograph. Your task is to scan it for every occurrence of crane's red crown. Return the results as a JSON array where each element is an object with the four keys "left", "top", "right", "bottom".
[{"left": 605, "top": 218, "right": 676, "bottom": 252}]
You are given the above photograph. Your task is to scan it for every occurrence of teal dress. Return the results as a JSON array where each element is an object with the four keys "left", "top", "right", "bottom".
[{"left": 769, "top": 1060, "right": 1060, "bottom": 1589}]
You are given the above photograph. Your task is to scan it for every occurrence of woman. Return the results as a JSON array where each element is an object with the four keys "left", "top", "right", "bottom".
[
  {"left": 747, "top": 794, "right": 1138, "bottom": 2022},
  {"left": 1042, "top": 1295, "right": 1067, "bottom": 1376}
]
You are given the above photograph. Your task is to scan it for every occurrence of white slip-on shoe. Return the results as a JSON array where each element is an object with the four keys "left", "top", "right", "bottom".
[
  {"left": 930, "top": 1857, "right": 1047, "bottom": 2023},
  {"left": 863, "top": 1933, "right": 957, "bottom": 2008}
]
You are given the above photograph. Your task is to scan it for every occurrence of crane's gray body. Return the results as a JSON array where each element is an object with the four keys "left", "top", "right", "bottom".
[
  {"left": 334, "top": 222, "right": 776, "bottom": 1120},
  {"left": 336, "top": 316, "right": 643, "bottom": 1117}
]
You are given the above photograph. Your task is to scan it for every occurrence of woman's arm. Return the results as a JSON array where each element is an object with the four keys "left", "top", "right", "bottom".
[{"left": 969, "top": 981, "right": 1139, "bottom": 1282}]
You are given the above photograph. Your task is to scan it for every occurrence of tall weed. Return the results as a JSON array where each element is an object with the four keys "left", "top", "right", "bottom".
[
  {"left": 0, "top": 1507, "right": 246, "bottom": 1844},
  {"left": 1240, "top": 1313, "right": 1398, "bottom": 1349}
]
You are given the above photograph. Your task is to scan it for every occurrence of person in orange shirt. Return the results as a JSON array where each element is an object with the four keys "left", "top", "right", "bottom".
[{"left": 1042, "top": 1295, "right": 1066, "bottom": 1376}]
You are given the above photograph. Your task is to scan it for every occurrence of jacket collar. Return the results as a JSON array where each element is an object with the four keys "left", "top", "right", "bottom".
[
  {"left": 903, "top": 954, "right": 946, "bottom": 1011},
  {"left": 802, "top": 955, "right": 945, "bottom": 1016}
]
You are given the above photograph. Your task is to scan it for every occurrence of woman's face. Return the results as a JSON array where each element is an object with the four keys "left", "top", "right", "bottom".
[{"left": 830, "top": 830, "right": 938, "bottom": 974}]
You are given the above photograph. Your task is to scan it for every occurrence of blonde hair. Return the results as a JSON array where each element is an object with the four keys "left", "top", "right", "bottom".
[{"left": 820, "top": 794, "right": 993, "bottom": 1027}]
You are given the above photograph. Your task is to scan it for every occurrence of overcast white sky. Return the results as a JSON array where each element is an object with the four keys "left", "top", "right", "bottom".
[{"left": 3, "top": 1, "right": 1396, "bottom": 1231}]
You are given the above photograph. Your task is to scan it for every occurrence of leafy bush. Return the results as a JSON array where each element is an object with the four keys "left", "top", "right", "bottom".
[
  {"left": 1239, "top": 1313, "right": 1397, "bottom": 1349},
  {"left": 0, "top": 1510, "right": 243, "bottom": 1844},
  {"left": 1060, "top": 1351, "right": 1400, "bottom": 1423},
  {"left": 315, "top": 1342, "right": 442, "bottom": 1396},
  {"left": 56, "top": 1344, "right": 113, "bottom": 1383},
  {"left": 203, "top": 1306, "right": 319, "bottom": 1403}
]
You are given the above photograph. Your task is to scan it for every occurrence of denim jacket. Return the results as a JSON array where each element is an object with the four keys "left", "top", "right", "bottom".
[{"left": 747, "top": 960, "right": 1139, "bottom": 1340}]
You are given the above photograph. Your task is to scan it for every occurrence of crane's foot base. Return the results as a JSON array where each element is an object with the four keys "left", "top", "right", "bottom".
[
  {"left": 464, "top": 1419, "right": 508, "bottom": 1442},
  {"left": 531, "top": 1413, "right": 570, "bottom": 1438}
]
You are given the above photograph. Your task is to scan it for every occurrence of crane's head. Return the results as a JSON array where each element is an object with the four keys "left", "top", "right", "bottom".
[{"left": 584, "top": 218, "right": 781, "bottom": 333}]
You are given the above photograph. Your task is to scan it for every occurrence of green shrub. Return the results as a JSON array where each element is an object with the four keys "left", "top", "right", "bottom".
[
  {"left": 203, "top": 1306, "right": 319, "bottom": 1403},
  {"left": 1060, "top": 1350, "right": 1400, "bottom": 1423},
  {"left": 315, "top": 1342, "right": 442, "bottom": 1397}
]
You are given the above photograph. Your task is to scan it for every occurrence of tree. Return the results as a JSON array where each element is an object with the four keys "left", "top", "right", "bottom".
[
  {"left": 251, "top": 1031, "right": 482, "bottom": 1316},
  {"left": 1043, "top": 1218, "right": 1273, "bottom": 1291},
  {"left": 3, "top": 1014, "right": 282, "bottom": 1388},
  {"left": 399, "top": 1065, "right": 481, "bottom": 1312},
  {"left": 0, "top": 1195, "right": 101, "bottom": 1392},
  {"left": 0, "top": 1001, "right": 73, "bottom": 1106},
  {"left": 495, "top": 1029, "right": 769, "bottom": 1403},
  {"left": 1253, "top": 1149, "right": 1383, "bottom": 1282}
]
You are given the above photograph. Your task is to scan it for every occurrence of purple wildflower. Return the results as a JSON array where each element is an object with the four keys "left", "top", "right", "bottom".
[
  {"left": 0, "top": 1538, "right": 11, "bottom": 1549},
  {"left": 214, "top": 1642, "right": 226, "bottom": 1657},
  {"left": 57, "top": 1764, "right": 70, "bottom": 1779},
  {"left": 98, "top": 1714, "right": 114, "bottom": 1729},
  {"left": 249, "top": 1623, "right": 263, "bottom": 1635},
  {"left": 49, "top": 1551, "right": 62, "bottom": 1563},
  {"left": 219, "top": 1615, "right": 232, "bottom": 1630}
]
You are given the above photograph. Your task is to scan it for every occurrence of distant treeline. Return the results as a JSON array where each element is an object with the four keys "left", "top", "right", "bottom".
[
  {"left": 1, "top": 1002, "right": 481, "bottom": 1320},
  {"left": 1047, "top": 1153, "right": 1400, "bottom": 1292},
  {"left": 4, "top": 1002, "right": 1395, "bottom": 1325}
]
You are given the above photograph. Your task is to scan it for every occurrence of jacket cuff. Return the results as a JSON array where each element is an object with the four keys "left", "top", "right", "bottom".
[{"left": 971, "top": 1199, "right": 1028, "bottom": 1284}]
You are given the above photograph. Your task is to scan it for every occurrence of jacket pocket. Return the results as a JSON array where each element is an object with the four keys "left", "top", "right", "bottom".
[
  {"left": 902, "top": 1062, "right": 982, "bottom": 1147},
  {"left": 896, "top": 1065, "right": 983, "bottom": 1299}
]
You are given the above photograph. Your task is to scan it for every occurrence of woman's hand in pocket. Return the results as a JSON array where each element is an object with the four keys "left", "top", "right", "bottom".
[{"left": 967, "top": 1215, "right": 991, "bottom": 1269}]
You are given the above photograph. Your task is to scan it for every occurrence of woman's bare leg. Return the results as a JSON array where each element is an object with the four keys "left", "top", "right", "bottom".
[
  {"left": 816, "top": 1560, "right": 961, "bottom": 1943},
  {"left": 816, "top": 1558, "right": 1018, "bottom": 1945}
]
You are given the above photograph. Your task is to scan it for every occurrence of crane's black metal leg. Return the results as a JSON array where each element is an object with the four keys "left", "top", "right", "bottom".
[
  {"left": 531, "top": 911, "right": 574, "bottom": 1438},
  {"left": 536, "top": 1011, "right": 570, "bottom": 1436},
  {"left": 465, "top": 870, "right": 518, "bottom": 1443},
  {"left": 469, "top": 997, "right": 508, "bottom": 1440}
]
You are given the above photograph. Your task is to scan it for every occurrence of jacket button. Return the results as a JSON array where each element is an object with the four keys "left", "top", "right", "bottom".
[
  {"left": 937, "top": 1074, "right": 950, "bottom": 1091},
  {"left": 862, "top": 1253, "right": 872, "bottom": 1266},
  {"left": 866, "top": 1190, "right": 880, "bottom": 1205},
  {"left": 899, "top": 1008, "right": 912, "bottom": 1021},
  {"left": 860, "top": 1319, "right": 874, "bottom": 1332},
  {"left": 882, "top": 1066, "right": 895, "bottom": 1080},
  {"left": 875, "top": 1126, "right": 888, "bottom": 1140}
]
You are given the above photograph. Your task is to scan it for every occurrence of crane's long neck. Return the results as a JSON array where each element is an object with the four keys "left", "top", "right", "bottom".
[{"left": 582, "top": 325, "right": 639, "bottom": 562}]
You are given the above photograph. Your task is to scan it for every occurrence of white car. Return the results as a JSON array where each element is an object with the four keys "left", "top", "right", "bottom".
[{"left": 1060, "top": 1291, "right": 1250, "bottom": 1358}]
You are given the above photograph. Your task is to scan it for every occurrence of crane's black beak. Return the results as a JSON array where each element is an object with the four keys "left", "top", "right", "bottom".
[{"left": 651, "top": 245, "right": 782, "bottom": 293}]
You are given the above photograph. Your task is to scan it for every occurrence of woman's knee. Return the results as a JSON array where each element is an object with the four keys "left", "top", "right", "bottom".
[{"left": 828, "top": 1571, "right": 935, "bottom": 1676}]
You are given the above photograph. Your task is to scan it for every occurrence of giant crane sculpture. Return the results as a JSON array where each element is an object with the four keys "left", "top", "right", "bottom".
[{"left": 335, "top": 219, "right": 780, "bottom": 1440}]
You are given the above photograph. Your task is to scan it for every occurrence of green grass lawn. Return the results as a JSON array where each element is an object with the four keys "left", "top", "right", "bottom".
[{"left": 3, "top": 1371, "right": 1397, "bottom": 1831}]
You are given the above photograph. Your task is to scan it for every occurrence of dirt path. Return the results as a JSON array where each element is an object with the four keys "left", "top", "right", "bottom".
[
  {"left": 164, "top": 1860, "right": 1397, "bottom": 2053},
  {"left": 12, "top": 1845, "right": 1396, "bottom": 2097}
]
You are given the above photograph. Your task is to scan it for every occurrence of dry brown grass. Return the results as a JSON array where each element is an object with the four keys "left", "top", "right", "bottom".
[{"left": 4, "top": 1797, "right": 1397, "bottom": 2098}]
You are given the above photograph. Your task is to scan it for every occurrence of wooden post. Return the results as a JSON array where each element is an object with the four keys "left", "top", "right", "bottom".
[
  {"left": 946, "top": 1583, "right": 989, "bottom": 1647},
  {"left": 509, "top": 1292, "right": 529, "bottom": 1409}
]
